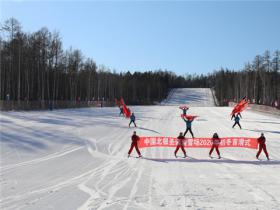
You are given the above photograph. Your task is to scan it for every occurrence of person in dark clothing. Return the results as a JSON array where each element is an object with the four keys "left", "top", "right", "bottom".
[
  {"left": 174, "top": 132, "right": 187, "bottom": 158},
  {"left": 232, "top": 115, "right": 242, "bottom": 129},
  {"left": 119, "top": 106, "right": 124, "bottom": 116},
  {"left": 209, "top": 133, "right": 221, "bottom": 159},
  {"left": 129, "top": 112, "right": 137, "bottom": 127},
  {"left": 237, "top": 112, "right": 242, "bottom": 118},
  {"left": 231, "top": 112, "right": 242, "bottom": 120},
  {"left": 182, "top": 117, "right": 194, "bottom": 138},
  {"left": 128, "top": 131, "right": 142, "bottom": 158},
  {"left": 256, "top": 133, "right": 269, "bottom": 160},
  {"left": 180, "top": 107, "right": 189, "bottom": 115}
]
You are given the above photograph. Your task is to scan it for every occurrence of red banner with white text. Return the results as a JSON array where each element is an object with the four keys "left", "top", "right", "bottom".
[{"left": 138, "top": 137, "right": 258, "bottom": 149}]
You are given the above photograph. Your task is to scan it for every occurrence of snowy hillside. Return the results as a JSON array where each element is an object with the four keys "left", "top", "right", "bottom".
[
  {"left": 162, "top": 88, "right": 215, "bottom": 106},
  {"left": 1, "top": 89, "right": 280, "bottom": 210}
]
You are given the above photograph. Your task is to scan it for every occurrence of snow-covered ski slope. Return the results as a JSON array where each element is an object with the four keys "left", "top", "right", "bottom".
[
  {"left": 1, "top": 88, "right": 280, "bottom": 210},
  {"left": 162, "top": 88, "right": 215, "bottom": 106}
]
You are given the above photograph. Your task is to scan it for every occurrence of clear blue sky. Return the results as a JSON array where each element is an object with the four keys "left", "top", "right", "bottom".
[{"left": 1, "top": 1, "right": 280, "bottom": 75}]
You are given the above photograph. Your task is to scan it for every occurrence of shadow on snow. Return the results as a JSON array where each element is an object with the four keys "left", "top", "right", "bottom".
[{"left": 143, "top": 157, "right": 280, "bottom": 165}]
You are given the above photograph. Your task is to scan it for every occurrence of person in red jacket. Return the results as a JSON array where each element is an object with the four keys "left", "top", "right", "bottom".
[
  {"left": 174, "top": 132, "right": 187, "bottom": 158},
  {"left": 128, "top": 131, "right": 142, "bottom": 158},
  {"left": 209, "top": 133, "right": 221, "bottom": 159},
  {"left": 256, "top": 133, "right": 269, "bottom": 160}
]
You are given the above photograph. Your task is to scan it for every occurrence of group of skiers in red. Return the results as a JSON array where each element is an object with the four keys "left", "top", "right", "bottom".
[
  {"left": 128, "top": 131, "right": 270, "bottom": 160},
  {"left": 126, "top": 96, "right": 270, "bottom": 160}
]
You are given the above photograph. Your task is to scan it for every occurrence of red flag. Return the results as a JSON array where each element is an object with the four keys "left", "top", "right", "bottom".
[
  {"left": 120, "top": 98, "right": 125, "bottom": 105},
  {"left": 120, "top": 98, "right": 131, "bottom": 118},
  {"left": 239, "top": 101, "right": 248, "bottom": 112},
  {"left": 231, "top": 99, "right": 248, "bottom": 115},
  {"left": 181, "top": 114, "right": 198, "bottom": 120},
  {"left": 115, "top": 98, "right": 120, "bottom": 107}
]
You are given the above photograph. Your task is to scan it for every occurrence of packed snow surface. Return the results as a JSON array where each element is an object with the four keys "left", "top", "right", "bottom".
[
  {"left": 162, "top": 88, "right": 215, "bottom": 106},
  {"left": 1, "top": 88, "right": 280, "bottom": 210}
]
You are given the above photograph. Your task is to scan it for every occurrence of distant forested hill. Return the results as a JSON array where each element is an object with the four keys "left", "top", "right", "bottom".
[{"left": 1, "top": 18, "right": 279, "bottom": 107}]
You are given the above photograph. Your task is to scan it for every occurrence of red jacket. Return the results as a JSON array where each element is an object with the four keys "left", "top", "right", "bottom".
[
  {"left": 212, "top": 137, "right": 221, "bottom": 145},
  {"left": 132, "top": 134, "right": 140, "bottom": 142},
  {"left": 257, "top": 136, "right": 266, "bottom": 145},
  {"left": 177, "top": 135, "right": 185, "bottom": 145}
]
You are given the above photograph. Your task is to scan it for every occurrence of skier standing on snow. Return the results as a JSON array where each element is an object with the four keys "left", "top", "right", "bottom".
[
  {"left": 128, "top": 131, "right": 142, "bottom": 158},
  {"left": 256, "top": 133, "right": 269, "bottom": 160},
  {"left": 129, "top": 112, "right": 137, "bottom": 127},
  {"left": 174, "top": 132, "right": 187, "bottom": 158},
  {"left": 209, "top": 133, "right": 221, "bottom": 159},
  {"left": 232, "top": 115, "right": 242, "bottom": 129},
  {"left": 182, "top": 116, "right": 194, "bottom": 138}
]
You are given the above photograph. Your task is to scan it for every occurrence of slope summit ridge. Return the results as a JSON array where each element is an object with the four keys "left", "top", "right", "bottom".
[{"left": 163, "top": 88, "right": 215, "bottom": 107}]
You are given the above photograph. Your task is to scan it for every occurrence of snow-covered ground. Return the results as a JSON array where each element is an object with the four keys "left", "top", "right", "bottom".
[
  {"left": 1, "top": 88, "right": 280, "bottom": 210},
  {"left": 162, "top": 88, "right": 215, "bottom": 106}
]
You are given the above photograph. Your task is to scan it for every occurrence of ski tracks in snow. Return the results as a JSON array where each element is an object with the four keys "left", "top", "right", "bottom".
[
  {"left": 1, "top": 94, "right": 280, "bottom": 210},
  {"left": 77, "top": 115, "right": 157, "bottom": 210},
  {"left": 77, "top": 126, "right": 144, "bottom": 210},
  {"left": 0, "top": 146, "right": 83, "bottom": 173}
]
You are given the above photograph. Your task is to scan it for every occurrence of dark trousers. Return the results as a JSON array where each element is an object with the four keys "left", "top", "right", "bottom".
[
  {"left": 256, "top": 144, "right": 269, "bottom": 159},
  {"left": 184, "top": 128, "right": 194, "bottom": 137},
  {"left": 232, "top": 122, "right": 241, "bottom": 129},
  {"left": 129, "top": 120, "right": 137, "bottom": 127},
  {"left": 128, "top": 142, "right": 141, "bottom": 156},
  {"left": 174, "top": 145, "right": 186, "bottom": 156},
  {"left": 209, "top": 145, "right": 220, "bottom": 156}
]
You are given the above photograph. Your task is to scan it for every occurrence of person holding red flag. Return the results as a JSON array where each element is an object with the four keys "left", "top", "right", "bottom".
[
  {"left": 120, "top": 98, "right": 131, "bottom": 118},
  {"left": 174, "top": 132, "right": 187, "bottom": 158},
  {"left": 232, "top": 115, "right": 242, "bottom": 129},
  {"left": 209, "top": 133, "right": 221, "bottom": 159},
  {"left": 231, "top": 97, "right": 248, "bottom": 119},
  {"left": 256, "top": 133, "right": 270, "bottom": 160},
  {"left": 179, "top": 106, "right": 189, "bottom": 115},
  {"left": 128, "top": 131, "right": 142, "bottom": 158},
  {"left": 182, "top": 116, "right": 194, "bottom": 138},
  {"left": 231, "top": 112, "right": 242, "bottom": 120},
  {"left": 238, "top": 112, "right": 242, "bottom": 118},
  {"left": 119, "top": 105, "right": 124, "bottom": 116}
]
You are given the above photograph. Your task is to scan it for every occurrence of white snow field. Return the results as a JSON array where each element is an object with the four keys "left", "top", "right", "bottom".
[{"left": 1, "top": 88, "right": 280, "bottom": 210}]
